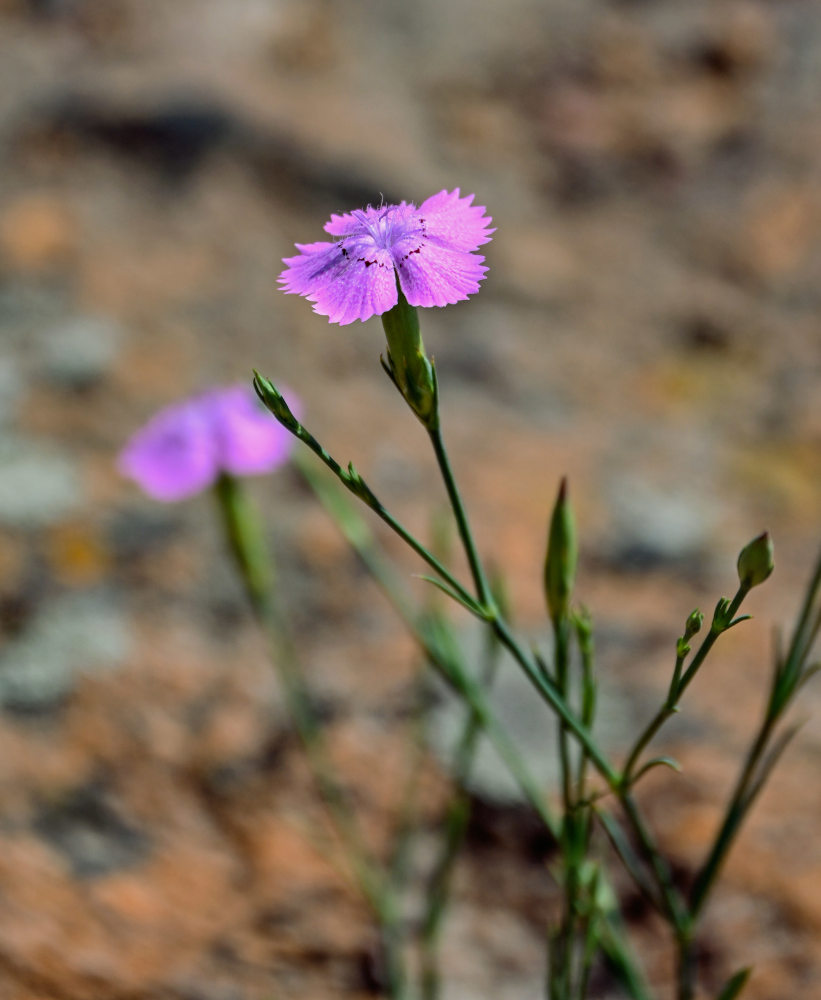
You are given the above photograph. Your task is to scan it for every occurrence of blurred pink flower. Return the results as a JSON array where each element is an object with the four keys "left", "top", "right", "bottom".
[
  {"left": 119, "top": 385, "right": 294, "bottom": 501},
  {"left": 279, "top": 189, "right": 493, "bottom": 325}
]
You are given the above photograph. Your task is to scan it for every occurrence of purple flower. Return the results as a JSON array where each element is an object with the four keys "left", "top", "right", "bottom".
[
  {"left": 279, "top": 189, "right": 493, "bottom": 326},
  {"left": 119, "top": 385, "right": 295, "bottom": 502}
]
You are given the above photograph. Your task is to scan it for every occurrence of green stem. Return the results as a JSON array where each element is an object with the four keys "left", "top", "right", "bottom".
[
  {"left": 425, "top": 421, "right": 620, "bottom": 789},
  {"left": 297, "top": 455, "right": 560, "bottom": 835},
  {"left": 555, "top": 619, "right": 574, "bottom": 817},
  {"left": 493, "top": 616, "right": 620, "bottom": 788},
  {"left": 296, "top": 420, "right": 656, "bottom": 995},
  {"left": 265, "top": 376, "right": 618, "bottom": 789},
  {"left": 623, "top": 584, "right": 750, "bottom": 783},
  {"left": 427, "top": 425, "right": 494, "bottom": 610},
  {"left": 689, "top": 717, "right": 774, "bottom": 922},
  {"left": 618, "top": 791, "right": 688, "bottom": 933},
  {"left": 213, "top": 474, "right": 407, "bottom": 995},
  {"left": 553, "top": 617, "right": 574, "bottom": 998},
  {"left": 676, "top": 927, "right": 697, "bottom": 1000},
  {"left": 253, "top": 373, "right": 479, "bottom": 612},
  {"left": 677, "top": 585, "right": 749, "bottom": 696}
]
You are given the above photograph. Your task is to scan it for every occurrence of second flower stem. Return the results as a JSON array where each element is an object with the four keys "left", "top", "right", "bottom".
[{"left": 427, "top": 425, "right": 495, "bottom": 612}]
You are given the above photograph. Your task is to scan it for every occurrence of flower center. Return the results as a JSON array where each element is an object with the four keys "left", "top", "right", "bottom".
[{"left": 352, "top": 206, "right": 411, "bottom": 249}]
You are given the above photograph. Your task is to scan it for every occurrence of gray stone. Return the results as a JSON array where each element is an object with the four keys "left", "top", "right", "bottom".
[
  {"left": 0, "top": 436, "right": 83, "bottom": 527},
  {"left": 0, "top": 354, "right": 24, "bottom": 426},
  {"left": 34, "top": 779, "right": 149, "bottom": 879},
  {"left": 0, "top": 593, "right": 131, "bottom": 711},
  {"left": 38, "top": 315, "right": 124, "bottom": 389},
  {"left": 603, "top": 477, "right": 719, "bottom": 571}
]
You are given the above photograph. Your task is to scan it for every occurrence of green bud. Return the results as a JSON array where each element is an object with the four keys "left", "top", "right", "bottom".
[
  {"left": 380, "top": 290, "right": 438, "bottom": 428},
  {"left": 677, "top": 610, "right": 704, "bottom": 658},
  {"left": 253, "top": 372, "right": 300, "bottom": 433},
  {"left": 544, "top": 477, "right": 578, "bottom": 626},
  {"left": 736, "top": 531, "right": 774, "bottom": 589},
  {"left": 711, "top": 596, "right": 733, "bottom": 633},
  {"left": 684, "top": 609, "right": 703, "bottom": 641}
]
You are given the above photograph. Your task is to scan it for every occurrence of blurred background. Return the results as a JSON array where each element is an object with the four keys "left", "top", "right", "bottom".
[{"left": 0, "top": 0, "right": 820, "bottom": 997}]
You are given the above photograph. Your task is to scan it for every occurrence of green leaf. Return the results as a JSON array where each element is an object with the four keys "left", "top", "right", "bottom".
[
  {"left": 797, "top": 662, "right": 821, "bottom": 691},
  {"left": 544, "top": 477, "right": 577, "bottom": 626},
  {"left": 715, "top": 966, "right": 751, "bottom": 1000},
  {"left": 416, "top": 575, "right": 489, "bottom": 620},
  {"left": 743, "top": 723, "right": 803, "bottom": 810},
  {"left": 632, "top": 756, "right": 682, "bottom": 782}
]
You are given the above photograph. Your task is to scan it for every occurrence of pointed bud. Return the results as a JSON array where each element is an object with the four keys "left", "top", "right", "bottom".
[
  {"left": 380, "top": 291, "right": 438, "bottom": 428},
  {"left": 737, "top": 532, "right": 774, "bottom": 589},
  {"left": 684, "top": 609, "right": 704, "bottom": 641},
  {"left": 544, "top": 477, "right": 578, "bottom": 626},
  {"left": 676, "top": 609, "right": 704, "bottom": 658},
  {"left": 253, "top": 372, "right": 300, "bottom": 433}
]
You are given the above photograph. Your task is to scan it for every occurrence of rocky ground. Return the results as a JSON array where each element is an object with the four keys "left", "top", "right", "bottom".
[{"left": 0, "top": 0, "right": 820, "bottom": 997}]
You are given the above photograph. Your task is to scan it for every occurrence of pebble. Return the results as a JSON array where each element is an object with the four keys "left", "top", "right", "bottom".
[
  {"left": 0, "top": 354, "right": 24, "bottom": 426},
  {"left": 602, "top": 477, "right": 719, "bottom": 571},
  {"left": 37, "top": 315, "right": 124, "bottom": 389},
  {"left": 0, "top": 436, "right": 82, "bottom": 528},
  {"left": 33, "top": 779, "right": 148, "bottom": 878},
  {"left": 0, "top": 592, "right": 131, "bottom": 711},
  {"left": 0, "top": 194, "right": 76, "bottom": 273}
]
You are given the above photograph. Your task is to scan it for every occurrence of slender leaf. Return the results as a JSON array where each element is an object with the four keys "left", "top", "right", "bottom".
[{"left": 715, "top": 966, "right": 752, "bottom": 1000}]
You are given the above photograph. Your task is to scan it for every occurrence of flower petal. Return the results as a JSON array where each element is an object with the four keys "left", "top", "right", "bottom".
[
  {"left": 118, "top": 400, "right": 217, "bottom": 501},
  {"left": 280, "top": 239, "right": 398, "bottom": 324},
  {"left": 417, "top": 189, "right": 494, "bottom": 252},
  {"left": 210, "top": 386, "right": 295, "bottom": 476},
  {"left": 394, "top": 241, "right": 488, "bottom": 309}
]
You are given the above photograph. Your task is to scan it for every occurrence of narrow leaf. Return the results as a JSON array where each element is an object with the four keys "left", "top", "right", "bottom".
[
  {"left": 415, "top": 575, "right": 488, "bottom": 620},
  {"left": 595, "top": 809, "right": 665, "bottom": 915},
  {"left": 743, "top": 723, "right": 803, "bottom": 811},
  {"left": 633, "top": 756, "right": 682, "bottom": 782},
  {"left": 715, "top": 966, "right": 752, "bottom": 1000}
]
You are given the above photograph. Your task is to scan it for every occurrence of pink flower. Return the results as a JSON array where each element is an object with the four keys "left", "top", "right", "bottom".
[
  {"left": 279, "top": 189, "right": 493, "bottom": 326},
  {"left": 119, "top": 385, "right": 295, "bottom": 501}
]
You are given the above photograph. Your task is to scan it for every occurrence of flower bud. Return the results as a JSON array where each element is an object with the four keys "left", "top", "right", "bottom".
[
  {"left": 736, "top": 531, "right": 774, "bottom": 589},
  {"left": 380, "top": 292, "right": 438, "bottom": 428},
  {"left": 544, "top": 477, "right": 577, "bottom": 625},
  {"left": 684, "top": 609, "right": 704, "bottom": 641}
]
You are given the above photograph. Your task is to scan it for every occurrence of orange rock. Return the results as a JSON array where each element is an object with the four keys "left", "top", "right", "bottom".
[
  {"left": 45, "top": 521, "right": 110, "bottom": 587},
  {"left": 0, "top": 194, "right": 76, "bottom": 273}
]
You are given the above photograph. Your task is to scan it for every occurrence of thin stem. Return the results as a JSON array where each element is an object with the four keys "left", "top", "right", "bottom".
[
  {"left": 677, "top": 585, "right": 749, "bottom": 696},
  {"left": 254, "top": 375, "right": 480, "bottom": 612},
  {"left": 676, "top": 928, "right": 697, "bottom": 1000},
  {"left": 493, "top": 616, "right": 620, "bottom": 788},
  {"left": 555, "top": 618, "right": 576, "bottom": 999},
  {"left": 297, "top": 455, "right": 560, "bottom": 835},
  {"left": 618, "top": 791, "right": 688, "bottom": 932},
  {"left": 299, "top": 420, "right": 655, "bottom": 993},
  {"left": 213, "top": 475, "right": 407, "bottom": 994},
  {"left": 288, "top": 398, "right": 618, "bottom": 789},
  {"left": 623, "top": 584, "right": 749, "bottom": 784},
  {"left": 427, "top": 425, "right": 494, "bottom": 610},
  {"left": 689, "top": 715, "right": 775, "bottom": 922},
  {"left": 555, "top": 619, "right": 574, "bottom": 817}
]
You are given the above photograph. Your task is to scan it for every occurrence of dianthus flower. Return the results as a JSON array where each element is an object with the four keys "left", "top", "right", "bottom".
[
  {"left": 279, "top": 189, "right": 493, "bottom": 326},
  {"left": 119, "top": 384, "right": 295, "bottom": 502}
]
